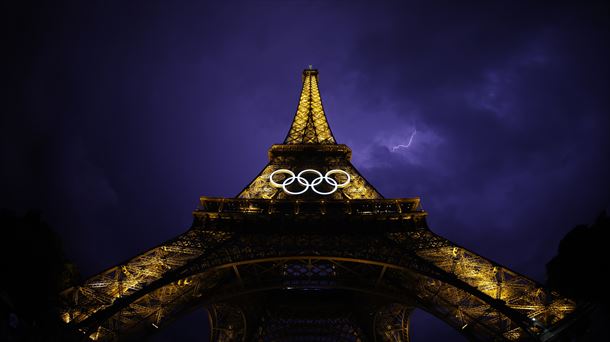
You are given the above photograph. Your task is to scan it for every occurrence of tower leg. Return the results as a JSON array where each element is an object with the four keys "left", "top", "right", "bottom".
[
  {"left": 373, "top": 303, "right": 412, "bottom": 342},
  {"left": 208, "top": 303, "right": 247, "bottom": 342}
]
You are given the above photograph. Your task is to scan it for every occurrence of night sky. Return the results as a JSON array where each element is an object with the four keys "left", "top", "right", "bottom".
[{"left": 4, "top": 1, "right": 609, "bottom": 341}]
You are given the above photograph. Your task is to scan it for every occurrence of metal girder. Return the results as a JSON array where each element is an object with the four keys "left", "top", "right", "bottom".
[{"left": 59, "top": 218, "right": 577, "bottom": 341}]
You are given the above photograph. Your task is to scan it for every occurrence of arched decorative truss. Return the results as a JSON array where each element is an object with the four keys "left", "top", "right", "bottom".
[{"left": 59, "top": 198, "right": 576, "bottom": 341}]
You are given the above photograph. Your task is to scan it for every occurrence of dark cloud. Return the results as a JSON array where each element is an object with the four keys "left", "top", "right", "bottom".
[
  {"left": 321, "top": 1, "right": 610, "bottom": 277},
  {"left": 3, "top": 1, "right": 609, "bottom": 340}
]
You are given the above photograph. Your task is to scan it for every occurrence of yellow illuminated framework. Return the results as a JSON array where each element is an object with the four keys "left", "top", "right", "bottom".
[
  {"left": 58, "top": 69, "right": 581, "bottom": 342},
  {"left": 284, "top": 69, "right": 335, "bottom": 145}
]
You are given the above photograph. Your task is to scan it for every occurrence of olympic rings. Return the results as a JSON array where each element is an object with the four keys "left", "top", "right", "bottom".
[{"left": 269, "top": 169, "right": 351, "bottom": 195}]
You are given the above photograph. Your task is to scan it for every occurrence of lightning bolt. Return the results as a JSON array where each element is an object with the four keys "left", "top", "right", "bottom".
[{"left": 391, "top": 129, "right": 417, "bottom": 151}]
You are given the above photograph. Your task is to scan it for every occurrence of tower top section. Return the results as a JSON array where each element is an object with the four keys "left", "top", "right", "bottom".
[
  {"left": 236, "top": 69, "right": 382, "bottom": 200},
  {"left": 283, "top": 69, "right": 336, "bottom": 145}
]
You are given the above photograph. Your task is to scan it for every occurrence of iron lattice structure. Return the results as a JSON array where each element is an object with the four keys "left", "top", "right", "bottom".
[{"left": 60, "top": 69, "right": 581, "bottom": 341}]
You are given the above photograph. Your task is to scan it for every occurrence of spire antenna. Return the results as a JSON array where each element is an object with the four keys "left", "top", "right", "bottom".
[{"left": 284, "top": 69, "right": 336, "bottom": 144}]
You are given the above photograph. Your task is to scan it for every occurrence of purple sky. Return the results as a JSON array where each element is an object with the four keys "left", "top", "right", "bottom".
[{"left": 4, "top": 1, "right": 609, "bottom": 341}]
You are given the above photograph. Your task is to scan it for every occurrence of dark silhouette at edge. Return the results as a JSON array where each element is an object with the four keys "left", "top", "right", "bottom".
[
  {"left": 0, "top": 209, "right": 80, "bottom": 341},
  {"left": 546, "top": 211, "right": 610, "bottom": 341}
]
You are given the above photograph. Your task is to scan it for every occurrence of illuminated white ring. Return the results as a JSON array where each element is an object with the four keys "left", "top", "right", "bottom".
[
  {"left": 311, "top": 169, "right": 350, "bottom": 195},
  {"left": 269, "top": 169, "right": 308, "bottom": 195},
  {"left": 325, "top": 169, "right": 350, "bottom": 188},
  {"left": 270, "top": 169, "right": 306, "bottom": 195},
  {"left": 269, "top": 169, "right": 351, "bottom": 195},
  {"left": 269, "top": 169, "right": 295, "bottom": 188},
  {"left": 297, "top": 169, "right": 325, "bottom": 195}
]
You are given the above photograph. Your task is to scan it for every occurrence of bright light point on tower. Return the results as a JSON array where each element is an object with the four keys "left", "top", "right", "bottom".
[
  {"left": 61, "top": 312, "right": 71, "bottom": 323},
  {"left": 391, "top": 129, "right": 417, "bottom": 151}
]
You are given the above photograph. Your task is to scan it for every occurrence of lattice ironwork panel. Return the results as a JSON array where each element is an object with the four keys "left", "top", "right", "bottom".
[
  {"left": 60, "top": 228, "right": 578, "bottom": 341},
  {"left": 255, "top": 317, "right": 365, "bottom": 342},
  {"left": 284, "top": 69, "right": 335, "bottom": 145},
  {"left": 386, "top": 230, "right": 576, "bottom": 340},
  {"left": 209, "top": 303, "right": 247, "bottom": 342},
  {"left": 373, "top": 303, "right": 411, "bottom": 342},
  {"left": 58, "top": 229, "right": 234, "bottom": 337}
]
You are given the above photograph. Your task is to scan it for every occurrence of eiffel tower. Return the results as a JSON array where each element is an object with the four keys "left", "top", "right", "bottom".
[{"left": 59, "top": 69, "right": 583, "bottom": 342}]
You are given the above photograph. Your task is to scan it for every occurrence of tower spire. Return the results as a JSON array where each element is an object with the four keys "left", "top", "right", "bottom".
[{"left": 284, "top": 69, "right": 336, "bottom": 144}]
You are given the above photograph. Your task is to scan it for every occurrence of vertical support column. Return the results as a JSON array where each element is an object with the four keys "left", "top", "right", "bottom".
[
  {"left": 373, "top": 303, "right": 412, "bottom": 342},
  {"left": 208, "top": 303, "right": 247, "bottom": 342}
]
